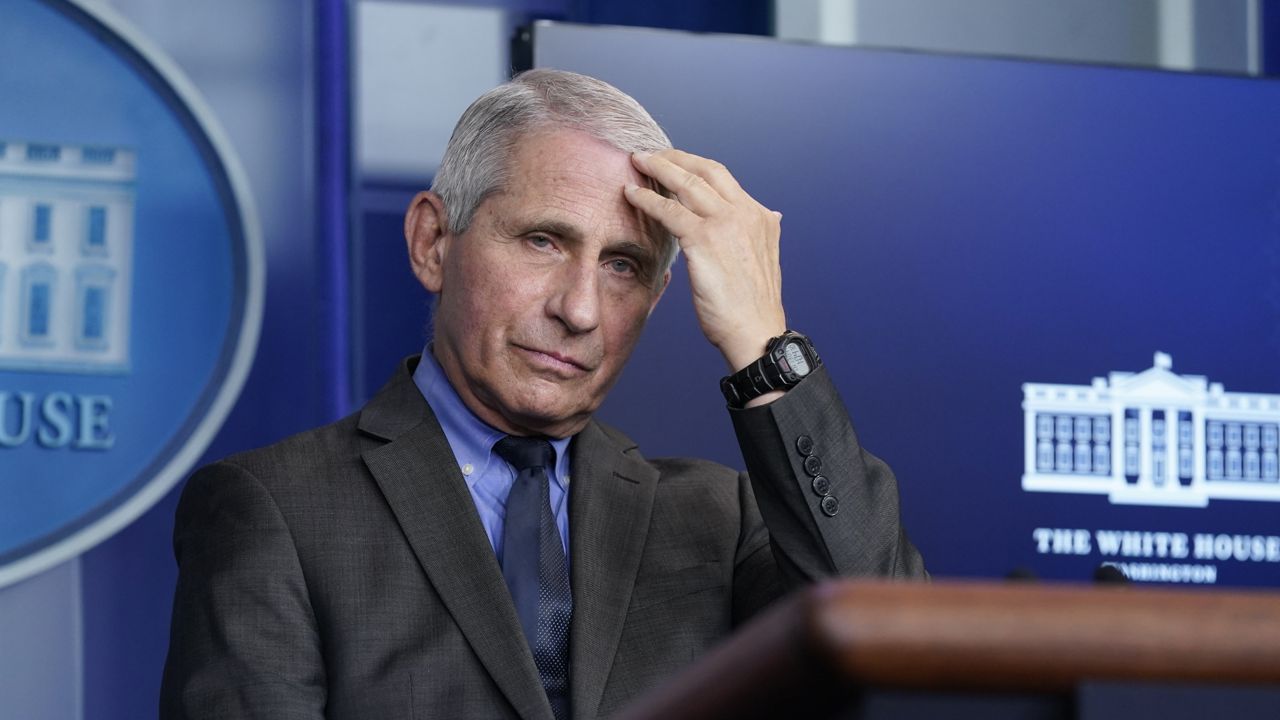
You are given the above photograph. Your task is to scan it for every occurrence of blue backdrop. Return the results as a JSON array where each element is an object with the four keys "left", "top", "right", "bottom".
[{"left": 524, "top": 23, "right": 1280, "bottom": 588}]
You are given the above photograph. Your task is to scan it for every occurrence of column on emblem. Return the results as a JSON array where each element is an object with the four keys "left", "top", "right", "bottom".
[
  {"left": 1243, "top": 423, "right": 1261, "bottom": 480},
  {"left": 1151, "top": 410, "right": 1167, "bottom": 486},
  {"left": 1207, "top": 420, "right": 1224, "bottom": 480},
  {"left": 1226, "top": 422, "right": 1243, "bottom": 479},
  {"left": 1172, "top": 407, "right": 1187, "bottom": 484},
  {"left": 1073, "top": 416, "right": 1092, "bottom": 473},
  {"left": 1054, "top": 415, "right": 1073, "bottom": 472},
  {"left": 1035, "top": 414, "right": 1053, "bottom": 472},
  {"left": 1123, "top": 408, "right": 1140, "bottom": 483},
  {"left": 1262, "top": 423, "right": 1278, "bottom": 481},
  {"left": 1092, "top": 415, "right": 1111, "bottom": 475},
  {"left": 1176, "top": 411, "right": 1193, "bottom": 484},
  {"left": 1191, "top": 408, "right": 1206, "bottom": 488},
  {"left": 1111, "top": 405, "right": 1126, "bottom": 484}
]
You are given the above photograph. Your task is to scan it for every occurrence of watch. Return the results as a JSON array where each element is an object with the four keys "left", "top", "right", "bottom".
[{"left": 720, "top": 331, "right": 822, "bottom": 408}]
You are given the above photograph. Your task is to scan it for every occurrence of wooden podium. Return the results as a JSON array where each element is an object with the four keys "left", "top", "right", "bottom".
[{"left": 615, "top": 580, "right": 1280, "bottom": 720}]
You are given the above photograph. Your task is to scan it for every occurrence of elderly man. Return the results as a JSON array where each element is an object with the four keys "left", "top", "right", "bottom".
[{"left": 161, "top": 69, "right": 925, "bottom": 720}]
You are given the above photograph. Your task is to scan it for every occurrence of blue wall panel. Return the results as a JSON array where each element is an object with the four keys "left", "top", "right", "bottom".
[
  {"left": 74, "top": 3, "right": 326, "bottom": 719},
  {"left": 528, "top": 23, "right": 1280, "bottom": 589}
]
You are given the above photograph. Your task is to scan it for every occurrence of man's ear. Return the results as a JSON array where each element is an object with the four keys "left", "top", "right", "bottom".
[
  {"left": 405, "top": 190, "right": 450, "bottom": 293},
  {"left": 647, "top": 269, "right": 671, "bottom": 317}
]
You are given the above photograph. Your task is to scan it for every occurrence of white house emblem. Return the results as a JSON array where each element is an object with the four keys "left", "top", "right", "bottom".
[
  {"left": 0, "top": 0, "right": 262, "bottom": 589},
  {"left": 1022, "top": 353, "right": 1280, "bottom": 507},
  {"left": 0, "top": 140, "right": 134, "bottom": 373}
]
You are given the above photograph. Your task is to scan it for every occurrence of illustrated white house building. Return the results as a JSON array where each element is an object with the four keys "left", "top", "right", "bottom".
[
  {"left": 0, "top": 139, "right": 134, "bottom": 373},
  {"left": 1022, "top": 353, "right": 1280, "bottom": 507}
]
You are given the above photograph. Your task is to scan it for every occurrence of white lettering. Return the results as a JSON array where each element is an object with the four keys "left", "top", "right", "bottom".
[
  {"left": 1096, "top": 530, "right": 1123, "bottom": 556},
  {"left": 37, "top": 392, "right": 74, "bottom": 448},
  {"left": 75, "top": 395, "right": 114, "bottom": 450},
  {"left": 1110, "top": 562, "right": 1218, "bottom": 584},
  {"left": 1033, "top": 528, "right": 1091, "bottom": 555},
  {"left": 1095, "top": 530, "right": 1188, "bottom": 558},
  {"left": 1121, "top": 531, "right": 1144, "bottom": 557},
  {"left": 1216, "top": 534, "right": 1233, "bottom": 561},
  {"left": 1192, "top": 533, "right": 1280, "bottom": 563},
  {"left": 1194, "top": 533, "right": 1215, "bottom": 560},
  {"left": 1073, "top": 528, "right": 1092, "bottom": 554},
  {"left": 0, "top": 392, "right": 35, "bottom": 447},
  {"left": 1033, "top": 528, "right": 1053, "bottom": 554},
  {"left": 0, "top": 391, "right": 114, "bottom": 451}
]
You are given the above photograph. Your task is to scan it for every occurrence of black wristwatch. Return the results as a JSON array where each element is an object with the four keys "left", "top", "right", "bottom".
[{"left": 720, "top": 331, "right": 822, "bottom": 408}]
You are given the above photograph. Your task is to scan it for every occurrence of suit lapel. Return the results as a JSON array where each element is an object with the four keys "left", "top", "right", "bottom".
[
  {"left": 358, "top": 362, "right": 552, "bottom": 720},
  {"left": 568, "top": 421, "right": 659, "bottom": 720}
]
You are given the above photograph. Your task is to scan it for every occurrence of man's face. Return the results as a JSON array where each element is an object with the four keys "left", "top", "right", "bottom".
[{"left": 421, "top": 129, "right": 669, "bottom": 438}]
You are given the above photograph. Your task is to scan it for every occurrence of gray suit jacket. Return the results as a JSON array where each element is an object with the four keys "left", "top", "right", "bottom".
[{"left": 161, "top": 358, "right": 924, "bottom": 719}]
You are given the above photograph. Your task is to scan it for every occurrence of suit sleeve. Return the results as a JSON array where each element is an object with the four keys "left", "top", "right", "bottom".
[
  {"left": 728, "top": 366, "right": 927, "bottom": 589},
  {"left": 160, "top": 461, "right": 327, "bottom": 719}
]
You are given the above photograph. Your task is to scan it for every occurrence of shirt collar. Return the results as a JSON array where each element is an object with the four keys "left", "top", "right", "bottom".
[{"left": 412, "top": 347, "right": 573, "bottom": 488}]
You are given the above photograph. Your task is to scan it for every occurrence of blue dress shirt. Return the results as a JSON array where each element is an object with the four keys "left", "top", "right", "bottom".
[{"left": 412, "top": 348, "right": 572, "bottom": 562}]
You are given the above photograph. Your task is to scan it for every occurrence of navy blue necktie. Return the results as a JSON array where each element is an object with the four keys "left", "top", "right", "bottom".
[{"left": 496, "top": 436, "right": 571, "bottom": 720}]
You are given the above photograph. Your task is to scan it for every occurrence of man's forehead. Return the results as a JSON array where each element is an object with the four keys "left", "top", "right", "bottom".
[
  {"left": 494, "top": 131, "right": 658, "bottom": 248},
  {"left": 509, "top": 129, "right": 642, "bottom": 181}
]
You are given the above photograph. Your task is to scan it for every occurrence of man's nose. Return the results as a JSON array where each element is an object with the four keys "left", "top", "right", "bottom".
[{"left": 549, "top": 261, "right": 601, "bottom": 334}]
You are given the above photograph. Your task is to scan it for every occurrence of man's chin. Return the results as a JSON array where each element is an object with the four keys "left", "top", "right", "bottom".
[
  {"left": 497, "top": 391, "right": 597, "bottom": 438},
  {"left": 504, "top": 407, "right": 592, "bottom": 439}
]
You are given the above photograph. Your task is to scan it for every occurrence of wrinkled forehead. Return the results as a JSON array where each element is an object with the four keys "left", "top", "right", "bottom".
[
  {"left": 500, "top": 129, "right": 666, "bottom": 248},
  {"left": 506, "top": 127, "right": 646, "bottom": 186}
]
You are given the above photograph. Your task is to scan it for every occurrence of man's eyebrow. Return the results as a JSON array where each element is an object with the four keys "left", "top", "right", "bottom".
[
  {"left": 504, "top": 218, "right": 657, "bottom": 263},
  {"left": 607, "top": 240, "right": 656, "bottom": 263},
  {"left": 514, "top": 218, "right": 582, "bottom": 240}
]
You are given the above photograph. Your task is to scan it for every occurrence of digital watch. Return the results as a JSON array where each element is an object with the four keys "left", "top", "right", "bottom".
[{"left": 719, "top": 330, "right": 821, "bottom": 408}]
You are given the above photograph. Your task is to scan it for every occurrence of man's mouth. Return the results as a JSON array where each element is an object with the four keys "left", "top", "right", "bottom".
[{"left": 515, "top": 344, "right": 595, "bottom": 374}]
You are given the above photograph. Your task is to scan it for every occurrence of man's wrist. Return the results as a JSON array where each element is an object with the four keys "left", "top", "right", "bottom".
[
  {"left": 720, "top": 330, "right": 822, "bottom": 409},
  {"left": 741, "top": 389, "right": 786, "bottom": 409},
  {"left": 720, "top": 326, "right": 785, "bottom": 373}
]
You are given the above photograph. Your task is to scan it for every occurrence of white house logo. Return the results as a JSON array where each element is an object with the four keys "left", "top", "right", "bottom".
[
  {"left": 0, "top": 140, "right": 134, "bottom": 375},
  {"left": 0, "top": 0, "right": 262, "bottom": 587},
  {"left": 1022, "top": 353, "right": 1280, "bottom": 508}
]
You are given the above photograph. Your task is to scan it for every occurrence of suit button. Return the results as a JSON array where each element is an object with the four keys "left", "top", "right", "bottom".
[
  {"left": 795, "top": 434, "right": 815, "bottom": 456},
  {"left": 803, "top": 454, "right": 822, "bottom": 477},
  {"left": 811, "top": 475, "right": 831, "bottom": 496},
  {"left": 820, "top": 495, "right": 840, "bottom": 517}
]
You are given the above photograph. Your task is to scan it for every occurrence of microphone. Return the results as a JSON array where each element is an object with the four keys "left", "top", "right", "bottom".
[
  {"left": 1093, "top": 564, "right": 1130, "bottom": 584},
  {"left": 1005, "top": 567, "right": 1038, "bottom": 582}
]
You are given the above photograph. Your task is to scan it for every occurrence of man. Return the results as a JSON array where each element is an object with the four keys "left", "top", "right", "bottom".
[{"left": 161, "top": 69, "right": 925, "bottom": 719}]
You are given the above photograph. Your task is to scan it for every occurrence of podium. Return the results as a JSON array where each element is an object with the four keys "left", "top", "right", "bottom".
[{"left": 615, "top": 580, "right": 1280, "bottom": 720}]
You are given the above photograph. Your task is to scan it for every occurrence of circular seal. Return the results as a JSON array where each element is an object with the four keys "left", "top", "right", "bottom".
[{"left": 0, "top": 0, "right": 263, "bottom": 587}]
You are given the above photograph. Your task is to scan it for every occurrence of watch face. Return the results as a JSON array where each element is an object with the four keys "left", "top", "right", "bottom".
[{"left": 782, "top": 341, "right": 811, "bottom": 376}]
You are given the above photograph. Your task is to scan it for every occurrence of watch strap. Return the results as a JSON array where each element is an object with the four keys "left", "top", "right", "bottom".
[{"left": 720, "top": 331, "right": 820, "bottom": 408}]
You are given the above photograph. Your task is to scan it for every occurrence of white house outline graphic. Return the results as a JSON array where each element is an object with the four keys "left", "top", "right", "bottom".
[
  {"left": 0, "top": 139, "right": 134, "bottom": 374},
  {"left": 1022, "top": 353, "right": 1280, "bottom": 507}
]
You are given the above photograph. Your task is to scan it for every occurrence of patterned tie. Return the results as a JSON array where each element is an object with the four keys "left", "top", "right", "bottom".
[{"left": 495, "top": 436, "right": 572, "bottom": 720}]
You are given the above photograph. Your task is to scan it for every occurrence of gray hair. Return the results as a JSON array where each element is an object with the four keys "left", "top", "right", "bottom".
[{"left": 431, "top": 68, "right": 678, "bottom": 280}]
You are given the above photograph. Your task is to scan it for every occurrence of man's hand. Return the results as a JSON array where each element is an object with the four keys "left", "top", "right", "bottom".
[{"left": 625, "top": 150, "right": 787, "bottom": 383}]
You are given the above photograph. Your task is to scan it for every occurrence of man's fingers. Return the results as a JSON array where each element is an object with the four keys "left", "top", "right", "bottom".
[
  {"left": 654, "top": 149, "right": 753, "bottom": 205},
  {"left": 624, "top": 184, "right": 700, "bottom": 240},
  {"left": 631, "top": 151, "right": 728, "bottom": 216}
]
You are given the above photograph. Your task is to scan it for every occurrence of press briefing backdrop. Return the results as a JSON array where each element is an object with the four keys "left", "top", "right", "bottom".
[{"left": 527, "top": 22, "right": 1280, "bottom": 589}]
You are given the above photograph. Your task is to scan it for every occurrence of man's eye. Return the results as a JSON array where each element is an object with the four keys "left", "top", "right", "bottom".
[
  {"left": 527, "top": 235, "right": 554, "bottom": 249},
  {"left": 607, "top": 258, "right": 638, "bottom": 276}
]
